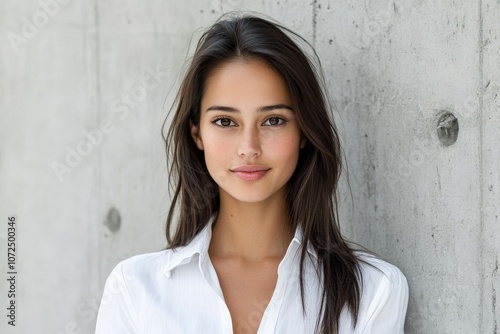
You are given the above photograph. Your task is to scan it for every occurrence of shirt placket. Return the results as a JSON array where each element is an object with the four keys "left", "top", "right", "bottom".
[
  {"left": 256, "top": 241, "right": 299, "bottom": 334},
  {"left": 199, "top": 252, "right": 234, "bottom": 334}
]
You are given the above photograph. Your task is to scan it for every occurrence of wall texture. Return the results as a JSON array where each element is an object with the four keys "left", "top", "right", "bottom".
[{"left": 0, "top": 1, "right": 498, "bottom": 333}]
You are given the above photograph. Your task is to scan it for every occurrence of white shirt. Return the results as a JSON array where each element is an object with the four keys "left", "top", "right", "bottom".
[{"left": 95, "top": 213, "right": 409, "bottom": 333}]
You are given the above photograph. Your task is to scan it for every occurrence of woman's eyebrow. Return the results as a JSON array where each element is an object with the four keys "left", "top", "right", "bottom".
[{"left": 206, "top": 104, "right": 293, "bottom": 113}]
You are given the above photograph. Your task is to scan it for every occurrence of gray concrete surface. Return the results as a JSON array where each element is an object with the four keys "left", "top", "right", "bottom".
[{"left": 0, "top": 1, "right": 498, "bottom": 333}]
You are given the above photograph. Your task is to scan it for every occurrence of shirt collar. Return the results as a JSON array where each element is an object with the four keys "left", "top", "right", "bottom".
[{"left": 163, "top": 212, "right": 317, "bottom": 277}]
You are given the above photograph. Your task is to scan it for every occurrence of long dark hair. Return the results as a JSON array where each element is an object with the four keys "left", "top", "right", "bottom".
[{"left": 161, "top": 12, "right": 362, "bottom": 334}]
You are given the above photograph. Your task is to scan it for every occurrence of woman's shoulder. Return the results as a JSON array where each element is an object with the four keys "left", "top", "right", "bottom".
[
  {"left": 108, "top": 228, "right": 209, "bottom": 282},
  {"left": 354, "top": 251, "right": 408, "bottom": 291},
  {"left": 349, "top": 251, "right": 409, "bottom": 331},
  {"left": 107, "top": 249, "right": 173, "bottom": 282}
]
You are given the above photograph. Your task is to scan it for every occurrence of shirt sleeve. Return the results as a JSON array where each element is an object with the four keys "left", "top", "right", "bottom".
[
  {"left": 95, "top": 261, "right": 138, "bottom": 334},
  {"left": 360, "top": 266, "right": 409, "bottom": 334}
]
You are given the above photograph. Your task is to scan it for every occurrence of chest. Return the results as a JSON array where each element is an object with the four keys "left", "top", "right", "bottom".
[{"left": 210, "top": 257, "right": 281, "bottom": 334}]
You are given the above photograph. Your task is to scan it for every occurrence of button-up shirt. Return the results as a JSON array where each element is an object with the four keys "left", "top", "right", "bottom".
[{"left": 95, "top": 213, "right": 408, "bottom": 333}]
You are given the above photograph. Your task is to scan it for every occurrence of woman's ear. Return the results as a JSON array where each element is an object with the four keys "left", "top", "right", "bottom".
[
  {"left": 300, "top": 135, "right": 307, "bottom": 149},
  {"left": 190, "top": 120, "right": 204, "bottom": 150}
]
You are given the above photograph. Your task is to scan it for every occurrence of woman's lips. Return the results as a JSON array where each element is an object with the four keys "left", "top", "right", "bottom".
[
  {"left": 230, "top": 166, "right": 270, "bottom": 181},
  {"left": 232, "top": 169, "right": 269, "bottom": 181}
]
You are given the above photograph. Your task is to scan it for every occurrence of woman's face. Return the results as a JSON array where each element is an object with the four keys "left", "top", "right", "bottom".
[{"left": 191, "top": 58, "right": 305, "bottom": 204}]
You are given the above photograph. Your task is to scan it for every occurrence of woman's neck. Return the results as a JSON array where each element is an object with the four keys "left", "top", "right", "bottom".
[{"left": 209, "top": 187, "right": 295, "bottom": 262}]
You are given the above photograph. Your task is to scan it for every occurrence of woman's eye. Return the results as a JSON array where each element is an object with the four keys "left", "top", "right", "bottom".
[
  {"left": 213, "top": 117, "right": 235, "bottom": 127},
  {"left": 212, "top": 116, "right": 286, "bottom": 127},
  {"left": 264, "top": 117, "right": 286, "bottom": 126}
]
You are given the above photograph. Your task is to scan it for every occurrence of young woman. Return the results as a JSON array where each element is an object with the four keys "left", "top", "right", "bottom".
[{"left": 95, "top": 13, "right": 409, "bottom": 334}]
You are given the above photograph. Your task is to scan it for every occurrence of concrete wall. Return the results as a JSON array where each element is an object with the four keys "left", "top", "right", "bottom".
[{"left": 0, "top": 1, "right": 498, "bottom": 333}]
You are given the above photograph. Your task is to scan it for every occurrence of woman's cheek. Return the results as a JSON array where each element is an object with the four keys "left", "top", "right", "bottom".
[
  {"left": 202, "top": 136, "right": 231, "bottom": 170},
  {"left": 273, "top": 136, "right": 300, "bottom": 158},
  {"left": 209, "top": 136, "right": 232, "bottom": 156}
]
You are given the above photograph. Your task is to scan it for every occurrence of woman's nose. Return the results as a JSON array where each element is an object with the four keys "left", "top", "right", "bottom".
[{"left": 237, "top": 127, "right": 262, "bottom": 158}]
